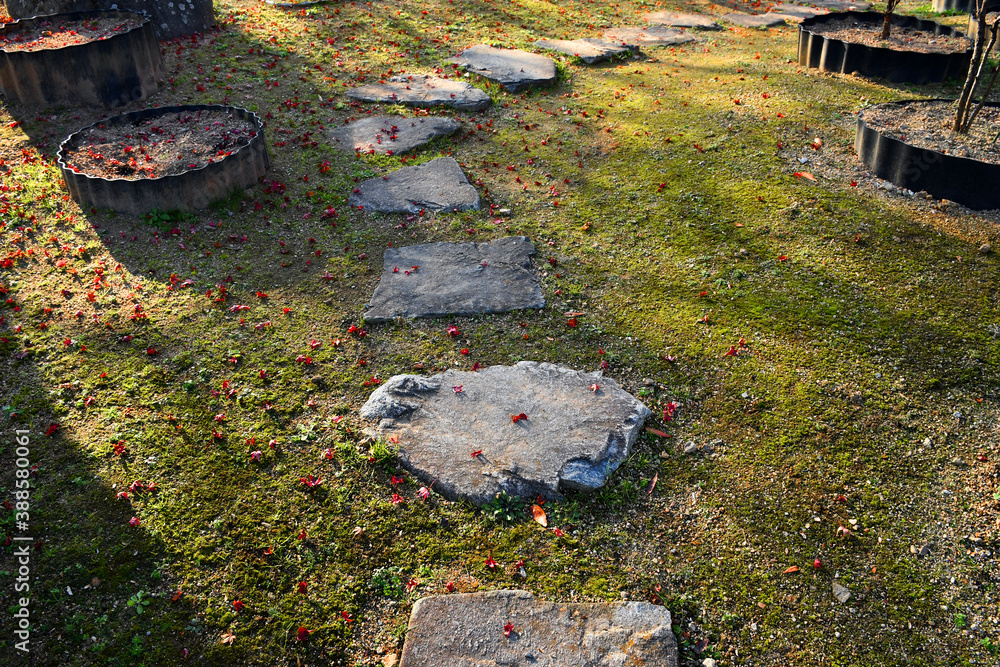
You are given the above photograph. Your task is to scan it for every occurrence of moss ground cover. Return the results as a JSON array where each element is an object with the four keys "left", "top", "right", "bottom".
[{"left": 0, "top": 0, "right": 998, "bottom": 665}]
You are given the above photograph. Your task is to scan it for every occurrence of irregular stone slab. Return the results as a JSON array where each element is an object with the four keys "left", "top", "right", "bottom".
[
  {"left": 602, "top": 26, "right": 698, "bottom": 46},
  {"left": 809, "top": 0, "right": 872, "bottom": 9},
  {"left": 349, "top": 157, "right": 479, "bottom": 214},
  {"left": 451, "top": 45, "right": 558, "bottom": 93},
  {"left": 347, "top": 75, "right": 492, "bottom": 112},
  {"left": 5, "top": 0, "right": 214, "bottom": 40},
  {"left": 360, "top": 361, "right": 652, "bottom": 505},
  {"left": 534, "top": 37, "right": 638, "bottom": 63},
  {"left": 643, "top": 11, "right": 722, "bottom": 30},
  {"left": 365, "top": 237, "right": 543, "bottom": 322},
  {"left": 722, "top": 12, "right": 788, "bottom": 28},
  {"left": 766, "top": 3, "right": 829, "bottom": 21},
  {"left": 328, "top": 116, "right": 460, "bottom": 155},
  {"left": 399, "top": 590, "right": 678, "bottom": 667}
]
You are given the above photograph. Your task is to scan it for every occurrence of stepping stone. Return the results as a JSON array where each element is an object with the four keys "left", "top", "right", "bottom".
[
  {"left": 534, "top": 37, "right": 638, "bottom": 63},
  {"left": 348, "top": 157, "right": 479, "bottom": 214},
  {"left": 766, "top": 3, "right": 829, "bottom": 21},
  {"left": 328, "top": 116, "right": 460, "bottom": 155},
  {"left": 360, "top": 361, "right": 652, "bottom": 505},
  {"left": 722, "top": 12, "right": 788, "bottom": 28},
  {"left": 602, "top": 26, "right": 698, "bottom": 46},
  {"left": 399, "top": 590, "right": 679, "bottom": 667},
  {"left": 809, "top": 0, "right": 872, "bottom": 9},
  {"left": 365, "top": 237, "right": 544, "bottom": 322},
  {"left": 347, "top": 75, "right": 492, "bottom": 112},
  {"left": 451, "top": 45, "right": 558, "bottom": 93},
  {"left": 643, "top": 11, "right": 722, "bottom": 30}
]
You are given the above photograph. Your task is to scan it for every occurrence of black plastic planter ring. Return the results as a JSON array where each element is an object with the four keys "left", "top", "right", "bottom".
[
  {"left": 798, "top": 12, "right": 972, "bottom": 84},
  {"left": 0, "top": 10, "right": 163, "bottom": 109},
  {"left": 855, "top": 99, "right": 1000, "bottom": 211},
  {"left": 58, "top": 104, "right": 270, "bottom": 216}
]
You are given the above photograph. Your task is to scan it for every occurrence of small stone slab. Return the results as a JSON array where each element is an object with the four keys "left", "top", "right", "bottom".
[
  {"left": 347, "top": 75, "right": 492, "bottom": 112},
  {"left": 399, "top": 590, "right": 678, "bottom": 667},
  {"left": 809, "top": 0, "right": 872, "bottom": 9},
  {"left": 451, "top": 45, "right": 558, "bottom": 93},
  {"left": 348, "top": 157, "right": 479, "bottom": 214},
  {"left": 328, "top": 116, "right": 460, "bottom": 155},
  {"left": 365, "top": 237, "right": 543, "bottom": 322},
  {"left": 722, "top": 12, "right": 788, "bottom": 28},
  {"left": 360, "top": 361, "right": 652, "bottom": 505},
  {"left": 643, "top": 11, "right": 722, "bottom": 30},
  {"left": 602, "top": 26, "right": 698, "bottom": 46},
  {"left": 534, "top": 37, "right": 638, "bottom": 63},
  {"left": 766, "top": 3, "right": 829, "bottom": 21}
]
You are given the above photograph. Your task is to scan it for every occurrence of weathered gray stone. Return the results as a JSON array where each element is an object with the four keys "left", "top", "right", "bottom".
[
  {"left": 721, "top": 12, "right": 788, "bottom": 28},
  {"left": 832, "top": 582, "right": 852, "bottom": 604},
  {"left": 809, "top": 0, "right": 872, "bottom": 9},
  {"left": 365, "top": 237, "right": 543, "bottom": 322},
  {"left": 360, "top": 361, "right": 651, "bottom": 505},
  {"left": 602, "top": 26, "right": 698, "bottom": 46},
  {"left": 349, "top": 157, "right": 479, "bottom": 214},
  {"left": 328, "top": 116, "right": 460, "bottom": 155},
  {"left": 643, "top": 11, "right": 721, "bottom": 30},
  {"left": 347, "top": 75, "right": 492, "bottom": 112},
  {"left": 766, "top": 3, "right": 829, "bottom": 21},
  {"left": 451, "top": 45, "right": 558, "bottom": 93},
  {"left": 534, "top": 38, "right": 638, "bottom": 64},
  {"left": 399, "top": 590, "right": 678, "bottom": 667}
]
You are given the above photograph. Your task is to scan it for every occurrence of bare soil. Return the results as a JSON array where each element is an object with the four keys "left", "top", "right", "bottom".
[
  {"left": 0, "top": 16, "right": 142, "bottom": 52},
  {"left": 61, "top": 109, "right": 257, "bottom": 180},
  {"left": 807, "top": 16, "right": 971, "bottom": 54},
  {"left": 863, "top": 100, "right": 1000, "bottom": 164}
]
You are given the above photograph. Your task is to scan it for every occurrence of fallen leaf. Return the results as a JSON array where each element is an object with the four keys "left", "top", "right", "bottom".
[
  {"left": 531, "top": 504, "right": 548, "bottom": 527},
  {"left": 220, "top": 630, "right": 236, "bottom": 645},
  {"left": 794, "top": 171, "right": 816, "bottom": 182},
  {"left": 647, "top": 473, "right": 658, "bottom": 496},
  {"left": 646, "top": 427, "right": 669, "bottom": 438},
  {"left": 783, "top": 565, "right": 799, "bottom": 574}
]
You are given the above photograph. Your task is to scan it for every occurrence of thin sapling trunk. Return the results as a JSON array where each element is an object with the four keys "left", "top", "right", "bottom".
[{"left": 881, "top": 0, "right": 901, "bottom": 40}]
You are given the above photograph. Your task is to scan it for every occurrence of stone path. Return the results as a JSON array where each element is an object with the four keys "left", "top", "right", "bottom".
[
  {"left": 347, "top": 74, "right": 492, "bottom": 112},
  {"left": 365, "top": 237, "right": 544, "bottom": 322},
  {"left": 534, "top": 38, "right": 638, "bottom": 64},
  {"left": 722, "top": 12, "right": 787, "bottom": 28},
  {"left": 360, "top": 361, "right": 651, "bottom": 505},
  {"left": 766, "top": 3, "right": 829, "bottom": 21},
  {"left": 451, "top": 45, "right": 558, "bottom": 93},
  {"left": 328, "top": 116, "right": 460, "bottom": 155},
  {"left": 348, "top": 157, "right": 479, "bottom": 214},
  {"left": 602, "top": 26, "right": 697, "bottom": 46},
  {"left": 399, "top": 590, "right": 678, "bottom": 666},
  {"left": 643, "top": 11, "right": 722, "bottom": 30}
]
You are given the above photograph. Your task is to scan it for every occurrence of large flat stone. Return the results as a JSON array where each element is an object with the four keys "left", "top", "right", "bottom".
[
  {"left": 451, "top": 45, "right": 558, "bottom": 93},
  {"left": 348, "top": 157, "right": 479, "bottom": 214},
  {"left": 722, "top": 12, "right": 788, "bottom": 28},
  {"left": 643, "top": 11, "right": 722, "bottom": 30},
  {"left": 328, "top": 116, "right": 460, "bottom": 155},
  {"left": 399, "top": 590, "right": 678, "bottom": 667},
  {"left": 347, "top": 75, "right": 492, "bottom": 112},
  {"left": 602, "top": 26, "right": 698, "bottom": 46},
  {"left": 766, "top": 3, "right": 829, "bottom": 21},
  {"left": 365, "top": 237, "right": 543, "bottom": 322},
  {"left": 360, "top": 361, "right": 651, "bottom": 505},
  {"left": 534, "top": 38, "right": 638, "bottom": 63}
]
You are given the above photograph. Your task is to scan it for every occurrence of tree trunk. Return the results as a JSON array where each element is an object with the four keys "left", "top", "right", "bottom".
[{"left": 955, "top": 14, "right": 991, "bottom": 132}]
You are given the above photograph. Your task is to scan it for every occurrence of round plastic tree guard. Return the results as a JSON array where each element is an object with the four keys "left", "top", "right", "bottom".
[
  {"left": 4, "top": 0, "right": 215, "bottom": 40},
  {"left": 58, "top": 104, "right": 270, "bottom": 216},
  {"left": 0, "top": 10, "right": 163, "bottom": 108}
]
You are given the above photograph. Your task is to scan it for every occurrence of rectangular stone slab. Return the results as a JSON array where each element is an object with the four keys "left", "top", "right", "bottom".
[
  {"left": 360, "top": 361, "right": 652, "bottom": 505},
  {"left": 534, "top": 38, "right": 638, "bottom": 64},
  {"left": 365, "top": 237, "right": 544, "bottom": 322},
  {"left": 400, "top": 590, "right": 678, "bottom": 667},
  {"left": 348, "top": 157, "right": 479, "bottom": 214},
  {"left": 347, "top": 74, "right": 492, "bottom": 111},
  {"left": 602, "top": 26, "right": 698, "bottom": 46}
]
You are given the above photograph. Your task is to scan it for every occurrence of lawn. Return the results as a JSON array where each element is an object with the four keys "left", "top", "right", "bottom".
[{"left": 1, "top": 0, "right": 999, "bottom": 665}]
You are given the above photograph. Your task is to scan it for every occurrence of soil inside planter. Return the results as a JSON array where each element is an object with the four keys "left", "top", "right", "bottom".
[
  {"left": 62, "top": 109, "right": 257, "bottom": 180},
  {"left": 0, "top": 15, "right": 142, "bottom": 51},
  {"left": 863, "top": 100, "right": 1000, "bottom": 164},
  {"left": 807, "top": 17, "right": 970, "bottom": 54}
]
